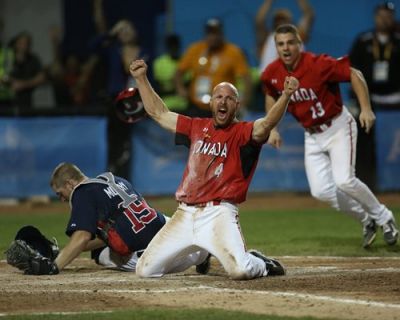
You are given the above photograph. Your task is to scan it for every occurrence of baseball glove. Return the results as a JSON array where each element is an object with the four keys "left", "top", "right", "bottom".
[
  {"left": 5, "top": 240, "right": 59, "bottom": 275},
  {"left": 5, "top": 225, "right": 60, "bottom": 275}
]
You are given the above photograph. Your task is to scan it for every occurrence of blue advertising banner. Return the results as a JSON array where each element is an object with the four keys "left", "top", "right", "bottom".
[
  {"left": 245, "top": 113, "right": 309, "bottom": 192},
  {"left": 375, "top": 111, "right": 400, "bottom": 191},
  {"left": 0, "top": 117, "right": 107, "bottom": 198},
  {"left": 1, "top": 111, "right": 397, "bottom": 199},
  {"left": 131, "top": 119, "right": 186, "bottom": 195},
  {"left": 131, "top": 114, "right": 309, "bottom": 195}
]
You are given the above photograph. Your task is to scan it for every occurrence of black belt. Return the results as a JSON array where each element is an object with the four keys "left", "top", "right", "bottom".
[
  {"left": 180, "top": 200, "right": 221, "bottom": 207},
  {"left": 305, "top": 110, "right": 342, "bottom": 134},
  {"left": 305, "top": 119, "right": 333, "bottom": 134}
]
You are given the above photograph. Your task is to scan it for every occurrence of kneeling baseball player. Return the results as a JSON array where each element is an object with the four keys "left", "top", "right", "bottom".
[
  {"left": 6, "top": 163, "right": 209, "bottom": 275},
  {"left": 129, "top": 59, "right": 298, "bottom": 280}
]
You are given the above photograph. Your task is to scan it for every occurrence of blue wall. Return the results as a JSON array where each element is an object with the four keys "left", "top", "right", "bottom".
[
  {"left": 0, "top": 118, "right": 107, "bottom": 198},
  {"left": 0, "top": 112, "right": 398, "bottom": 198},
  {"left": 376, "top": 112, "right": 400, "bottom": 191}
]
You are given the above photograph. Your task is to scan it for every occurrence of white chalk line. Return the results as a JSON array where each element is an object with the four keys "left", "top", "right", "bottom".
[
  {"left": 0, "top": 310, "right": 113, "bottom": 317},
  {"left": 1, "top": 285, "right": 400, "bottom": 311},
  {"left": 280, "top": 256, "right": 400, "bottom": 260}
]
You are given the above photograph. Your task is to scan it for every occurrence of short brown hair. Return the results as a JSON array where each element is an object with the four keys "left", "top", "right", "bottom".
[
  {"left": 50, "top": 162, "right": 85, "bottom": 188},
  {"left": 274, "top": 24, "right": 302, "bottom": 43}
]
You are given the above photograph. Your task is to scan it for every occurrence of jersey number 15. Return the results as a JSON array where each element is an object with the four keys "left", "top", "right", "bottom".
[{"left": 123, "top": 199, "right": 157, "bottom": 234}]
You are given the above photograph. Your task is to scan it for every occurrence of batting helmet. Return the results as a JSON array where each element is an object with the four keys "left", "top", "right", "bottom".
[{"left": 114, "top": 87, "right": 147, "bottom": 124}]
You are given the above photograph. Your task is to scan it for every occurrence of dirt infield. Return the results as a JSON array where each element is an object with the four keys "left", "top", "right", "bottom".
[
  {"left": 0, "top": 194, "right": 399, "bottom": 319},
  {"left": 1, "top": 256, "right": 400, "bottom": 320}
]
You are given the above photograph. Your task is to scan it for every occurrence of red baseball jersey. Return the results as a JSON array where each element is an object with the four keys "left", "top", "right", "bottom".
[
  {"left": 261, "top": 52, "right": 351, "bottom": 128},
  {"left": 175, "top": 115, "right": 263, "bottom": 204}
]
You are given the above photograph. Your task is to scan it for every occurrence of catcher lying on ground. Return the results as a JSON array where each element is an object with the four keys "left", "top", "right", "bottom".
[{"left": 5, "top": 163, "right": 209, "bottom": 275}]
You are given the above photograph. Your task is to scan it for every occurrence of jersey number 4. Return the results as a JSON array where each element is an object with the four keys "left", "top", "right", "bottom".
[
  {"left": 123, "top": 200, "right": 157, "bottom": 234},
  {"left": 310, "top": 102, "right": 325, "bottom": 119}
]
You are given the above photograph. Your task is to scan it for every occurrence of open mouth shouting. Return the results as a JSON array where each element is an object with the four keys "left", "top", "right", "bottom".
[
  {"left": 216, "top": 105, "right": 228, "bottom": 121},
  {"left": 281, "top": 51, "right": 292, "bottom": 63}
]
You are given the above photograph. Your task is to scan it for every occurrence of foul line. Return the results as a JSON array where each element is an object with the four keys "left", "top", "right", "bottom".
[
  {"left": 0, "top": 310, "right": 113, "bottom": 317},
  {"left": 280, "top": 256, "right": 400, "bottom": 260}
]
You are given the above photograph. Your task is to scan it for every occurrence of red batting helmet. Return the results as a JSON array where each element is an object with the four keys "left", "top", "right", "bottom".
[{"left": 114, "top": 87, "right": 147, "bottom": 124}]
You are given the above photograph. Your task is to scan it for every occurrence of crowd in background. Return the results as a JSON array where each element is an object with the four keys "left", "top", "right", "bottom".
[{"left": 0, "top": 0, "right": 399, "bottom": 187}]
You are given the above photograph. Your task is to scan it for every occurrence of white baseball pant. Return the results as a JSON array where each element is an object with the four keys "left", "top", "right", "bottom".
[
  {"left": 96, "top": 217, "right": 206, "bottom": 272},
  {"left": 136, "top": 201, "right": 267, "bottom": 280},
  {"left": 304, "top": 106, "right": 393, "bottom": 226}
]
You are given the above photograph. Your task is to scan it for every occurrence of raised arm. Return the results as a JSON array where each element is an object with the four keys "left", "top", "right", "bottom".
[
  {"left": 129, "top": 59, "right": 178, "bottom": 132},
  {"left": 264, "top": 93, "right": 282, "bottom": 148},
  {"left": 252, "top": 76, "right": 298, "bottom": 144},
  {"left": 255, "top": 0, "right": 274, "bottom": 59},
  {"left": 93, "top": 0, "right": 108, "bottom": 34},
  {"left": 296, "top": 0, "right": 315, "bottom": 43},
  {"left": 350, "top": 67, "right": 375, "bottom": 133}
]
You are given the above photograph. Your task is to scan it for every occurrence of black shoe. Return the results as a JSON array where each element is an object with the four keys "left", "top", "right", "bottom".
[
  {"left": 249, "top": 249, "right": 285, "bottom": 276},
  {"left": 362, "top": 219, "right": 377, "bottom": 248},
  {"left": 196, "top": 254, "right": 211, "bottom": 275},
  {"left": 382, "top": 219, "right": 399, "bottom": 246}
]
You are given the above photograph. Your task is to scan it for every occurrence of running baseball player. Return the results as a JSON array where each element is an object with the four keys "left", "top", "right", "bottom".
[
  {"left": 129, "top": 59, "right": 299, "bottom": 280},
  {"left": 46, "top": 163, "right": 208, "bottom": 274},
  {"left": 260, "top": 24, "right": 398, "bottom": 248}
]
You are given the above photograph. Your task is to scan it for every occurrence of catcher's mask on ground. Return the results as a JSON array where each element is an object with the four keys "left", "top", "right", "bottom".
[{"left": 15, "top": 225, "right": 59, "bottom": 260}]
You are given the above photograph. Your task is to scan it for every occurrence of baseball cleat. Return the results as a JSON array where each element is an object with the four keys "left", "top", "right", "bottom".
[
  {"left": 196, "top": 253, "right": 211, "bottom": 275},
  {"left": 362, "top": 219, "right": 377, "bottom": 248},
  {"left": 382, "top": 219, "right": 399, "bottom": 246},
  {"left": 249, "top": 249, "right": 285, "bottom": 276}
]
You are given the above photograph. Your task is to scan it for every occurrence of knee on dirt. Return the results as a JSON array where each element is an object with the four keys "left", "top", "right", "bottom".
[
  {"left": 136, "top": 260, "right": 158, "bottom": 278},
  {"left": 227, "top": 265, "right": 254, "bottom": 280}
]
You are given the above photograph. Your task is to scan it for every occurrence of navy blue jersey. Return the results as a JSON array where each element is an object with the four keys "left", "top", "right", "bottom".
[{"left": 66, "top": 172, "right": 166, "bottom": 255}]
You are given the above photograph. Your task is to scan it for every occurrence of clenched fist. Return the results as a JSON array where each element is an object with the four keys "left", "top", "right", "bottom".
[
  {"left": 283, "top": 76, "right": 299, "bottom": 95},
  {"left": 129, "top": 60, "right": 148, "bottom": 79}
]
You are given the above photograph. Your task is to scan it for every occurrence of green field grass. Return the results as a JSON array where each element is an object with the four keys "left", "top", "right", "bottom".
[
  {"left": 3, "top": 309, "right": 332, "bottom": 320},
  {"left": 0, "top": 201, "right": 399, "bottom": 320},
  {"left": 0, "top": 204, "right": 398, "bottom": 256},
  {"left": 242, "top": 207, "right": 400, "bottom": 256}
]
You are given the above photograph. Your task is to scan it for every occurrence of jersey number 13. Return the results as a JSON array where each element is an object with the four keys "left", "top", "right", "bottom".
[{"left": 310, "top": 102, "right": 325, "bottom": 119}]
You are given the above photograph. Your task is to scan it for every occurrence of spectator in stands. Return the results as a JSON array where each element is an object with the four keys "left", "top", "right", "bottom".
[
  {"left": 89, "top": 0, "right": 149, "bottom": 179},
  {"left": 8, "top": 31, "right": 46, "bottom": 109},
  {"left": 0, "top": 18, "right": 13, "bottom": 107},
  {"left": 349, "top": 1, "right": 400, "bottom": 191},
  {"left": 153, "top": 33, "right": 188, "bottom": 114},
  {"left": 255, "top": 0, "right": 314, "bottom": 72},
  {"left": 175, "top": 18, "right": 252, "bottom": 117},
  {"left": 350, "top": 2, "right": 400, "bottom": 111},
  {"left": 46, "top": 26, "right": 91, "bottom": 108}
]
